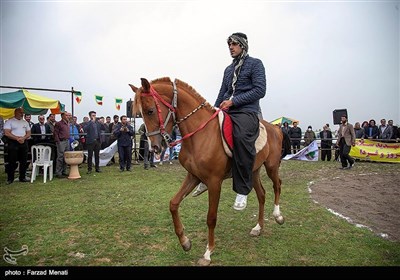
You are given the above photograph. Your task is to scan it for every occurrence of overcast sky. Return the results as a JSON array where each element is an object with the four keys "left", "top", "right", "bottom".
[{"left": 1, "top": 0, "right": 399, "bottom": 130}]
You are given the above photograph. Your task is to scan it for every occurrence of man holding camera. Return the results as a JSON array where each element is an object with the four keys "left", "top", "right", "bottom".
[
  {"left": 83, "top": 111, "right": 102, "bottom": 174},
  {"left": 113, "top": 115, "right": 134, "bottom": 172}
]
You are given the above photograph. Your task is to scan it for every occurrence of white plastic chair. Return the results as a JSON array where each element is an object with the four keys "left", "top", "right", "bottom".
[{"left": 31, "top": 145, "right": 53, "bottom": 183}]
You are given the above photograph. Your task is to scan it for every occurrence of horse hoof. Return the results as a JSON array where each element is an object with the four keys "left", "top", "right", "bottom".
[
  {"left": 250, "top": 228, "right": 261, "bottom": 236},
  {"left": 275, "top": 215, "right": 285, "bottom": 225},
  {"left": 197, "top": 258, "right": 211, "bottom": 266},
  {"left": 181, "top": 237, "right": 192, "bottom": 252}
]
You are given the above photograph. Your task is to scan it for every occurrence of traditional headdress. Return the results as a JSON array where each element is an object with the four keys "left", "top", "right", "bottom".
[{"left": 227, "top": 32, "right": 248, "bottom": 52}]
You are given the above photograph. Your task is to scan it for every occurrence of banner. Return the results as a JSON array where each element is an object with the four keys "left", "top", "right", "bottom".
[
  {"left": 283, "top": 140, "right": 319, "bottom": 161},
  {"left": 74, "top": 91, "right": 82, "bottom": 104},
  {"left": 350, "top": 139, "right": 400, "bottom": 163},
  {"left": 95, "top": 95, "right": 103, "bottom": 105},
  {"left": 115, "top": 98, "right": 123, "bottom": 110},
  {"left": 83, "top": 140, "right": 118, "bottom": 167}
]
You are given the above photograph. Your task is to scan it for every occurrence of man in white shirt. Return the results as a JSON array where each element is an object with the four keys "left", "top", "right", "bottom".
[{"left": 3, "top": 107, "right": 31, "bottom": 184}]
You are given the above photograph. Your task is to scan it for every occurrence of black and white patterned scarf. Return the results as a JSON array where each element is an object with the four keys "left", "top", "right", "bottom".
[{"left": 227, "top": 33, "right": 248, "bottom": 96}]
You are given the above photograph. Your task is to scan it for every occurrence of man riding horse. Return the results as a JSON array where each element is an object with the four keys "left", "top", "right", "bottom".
[{"left": 193, "top": 32, "right": 267, "bottom": 211}]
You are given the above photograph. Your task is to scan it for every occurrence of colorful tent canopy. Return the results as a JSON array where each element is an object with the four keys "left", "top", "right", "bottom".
[
  {"left": 0, "top": 89, "right": 64, "bottom": 119},
  {"left": 270, "top": 116, "right": 299, "bottom": 126}
]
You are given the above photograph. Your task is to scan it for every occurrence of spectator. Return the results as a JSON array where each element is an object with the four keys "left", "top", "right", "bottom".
[
  {"left": 0, "top": 117, "right": 4, "bottom": 140},
  {"left": 108, "top": 115, "right": 120, "bottom": 164},
  {"left": 46, "top": 114, "right": 56, "bottom": 144},
  {"left": 363, "top": 119, "right": 379, "bottom": 139},
  {"left": 378, "top": 118, "right": 393, "bottom": 140},
  {"left": 303, "top": 125, "right": 316, "bottom": 146},
  {"left": 159, "top": 125, "right": 179, "bottom": 165},
  {"left": 98, "top": 116, "right": 110, "bottom": 150},
  {"left": 54, "top": 111, "right": 71, "bottom": 178},
  {"left": 320, "top": 125, "right": 333, "bottom": 161},
  {"left": 113, "top": 115, "right": 134, "bottom": 172},
  {"left": 24, "top": 113, "right": 34, "bottom": 167},
  {"left": 139, "top": 123, "right": 157, "bottom": 170},
  {"left": 281, "top": 121, "right": 290, "bottom": 136},
  {"left": 325, "top": 123, "right": 331, "bottom": 131},
  {"left": 388, "top": 120, "right": 398, "bottom": 141},
  {"left": 289, "top": 121, "right": 302, "bottom": 154},
  {"left": 3, "top": 108, "right": 31, "bottom": 184},
  {"left": 83, "top": 111, "right": 102, "bottom": 174},
  {"left": 31, "top": 115, "right": 52, "bottom": 145},
  {"left": 336, "top": 115, "right": 356, "bottom": 169},
  {"left": 69, "top": 116, "right": 81, "bottom": 150},
  {"left": 71, "top": 116, "right": 85, "bottom": 152},
  {"left": 354, "top": 122, "right": 364, "bottom": 139},
  {"left": 280, "top": 122, "right": 292, "bottom": 158},
  {"left": 46, "top": 113, "right": 57, "bottom": 172}
]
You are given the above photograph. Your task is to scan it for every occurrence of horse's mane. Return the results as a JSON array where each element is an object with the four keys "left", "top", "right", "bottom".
[{"left": 151, "top": 77, "right": 213, "bottom": 110}]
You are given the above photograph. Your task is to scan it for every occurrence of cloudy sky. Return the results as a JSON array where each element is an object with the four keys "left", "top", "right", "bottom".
[{"left": 1, "top": 0, "right": 399, "bottom": 131}]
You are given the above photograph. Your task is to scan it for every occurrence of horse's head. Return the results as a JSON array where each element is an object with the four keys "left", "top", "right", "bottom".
[{"left": 128, "top": 77, "right": 175, "bottom": 153}]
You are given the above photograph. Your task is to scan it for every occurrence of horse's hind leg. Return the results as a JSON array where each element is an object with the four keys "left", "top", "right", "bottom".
[
  {"left": 250, "top": 170, "right": 265, "bottom": 236},
  {"left": 265, "top": 162, "right": 285, "bottom": 225},
  {"left": 170, "top": 173, "right": 201, "bottom": 252}
]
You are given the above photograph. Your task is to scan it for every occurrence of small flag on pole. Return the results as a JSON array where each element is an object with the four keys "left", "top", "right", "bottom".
[
  {"left": 95, "top": 95, "right": 103, "bottom": 106},
  {"left": 74, "top": 91, "right": 82, "bottom": 104},
  {"left": 115, "top": 98, "right": 123, "bottom": 110}
]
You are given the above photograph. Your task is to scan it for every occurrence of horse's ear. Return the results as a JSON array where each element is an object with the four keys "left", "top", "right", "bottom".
[
  {"left": 128, "top": 84, "right": 138, "bottom": 93},
  {"left": 140, "top": 78, "right": 151, "bottom": 92}
]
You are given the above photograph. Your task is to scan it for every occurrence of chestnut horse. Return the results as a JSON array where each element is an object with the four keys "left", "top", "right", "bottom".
[{"left": 129, "top": 77, "right": 284, "bottom": 266}]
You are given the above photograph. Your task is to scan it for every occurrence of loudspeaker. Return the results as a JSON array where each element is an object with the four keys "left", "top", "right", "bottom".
[
  {"left": 126, "top": 100, "right": 133, "bottom": 118},
  {"left": 333, "top": 109, "right": 347, "bottom": 125}
]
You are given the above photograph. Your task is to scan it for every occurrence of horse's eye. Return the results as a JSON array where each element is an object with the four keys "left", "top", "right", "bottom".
[{"left": 147, "top": 109, "right": 154, "bottom": 115}]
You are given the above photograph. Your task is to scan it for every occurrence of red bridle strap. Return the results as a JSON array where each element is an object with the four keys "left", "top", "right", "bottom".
[
  {"left": 141, "top": 86, "right": 176, "bottom": 112},
  {"left": 141, "top": 86, "right": 176, "bottom": 136},
  {"left": 169, "top": 109, "right": 221, "bottom": 147}
]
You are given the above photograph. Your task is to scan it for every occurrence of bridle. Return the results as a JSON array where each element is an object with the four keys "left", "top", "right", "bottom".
[
  {"left": 140, "top": 79, "right": 219, "bottom": 147},
  {"left": 141, "top": 81, "right": 177, "bottom": 144}
]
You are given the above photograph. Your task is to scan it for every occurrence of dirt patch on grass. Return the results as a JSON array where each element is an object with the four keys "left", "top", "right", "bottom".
[{"left": 309, "top": 161, "right": 400, "bottom": 241}]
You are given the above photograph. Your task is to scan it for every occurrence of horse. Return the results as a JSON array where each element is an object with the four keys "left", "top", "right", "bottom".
[{"left": 129, "top": 77, "right": 284, "bottom": 266}]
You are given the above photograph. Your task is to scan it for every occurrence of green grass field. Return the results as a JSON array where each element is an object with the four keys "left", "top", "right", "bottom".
[{"left": 1, "top": 159, "right": 399, "bottom": 266}]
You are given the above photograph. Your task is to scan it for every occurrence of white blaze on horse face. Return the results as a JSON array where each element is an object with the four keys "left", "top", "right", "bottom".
[{"left": 273, "top": 205, "right": 281, "bottom": 218}]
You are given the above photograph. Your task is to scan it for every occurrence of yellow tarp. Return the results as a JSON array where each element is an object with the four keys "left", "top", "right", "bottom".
[
  {"left": 23, "top": 90, "right": 59, "bottom": 109},
  {"left": 0, "top": 89, "right": 61, "bottom": 119}
]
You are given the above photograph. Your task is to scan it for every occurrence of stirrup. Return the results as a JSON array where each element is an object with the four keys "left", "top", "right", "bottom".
[{"left": 192, "top": 183, "right": 208, "bottom": 197}]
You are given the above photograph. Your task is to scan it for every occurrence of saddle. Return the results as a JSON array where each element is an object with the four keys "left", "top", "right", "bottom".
[{"left": 218, "top": 110, "right": 267, "bottom": 158}]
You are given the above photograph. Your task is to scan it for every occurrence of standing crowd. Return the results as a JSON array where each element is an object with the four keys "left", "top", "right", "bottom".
[{"left": 0, "top": 107, "right": 151, "bottom": 184}]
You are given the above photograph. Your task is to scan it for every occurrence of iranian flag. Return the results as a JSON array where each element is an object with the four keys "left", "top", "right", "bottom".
[
  {"left": 74, "top": 91, "right": 82, "bottom": 104},
  {"left": 115, "top": 98, "right": 123, "bottom": 110},
  {"left": 95, "top": 95, "right": 103, "bottom": 106}
]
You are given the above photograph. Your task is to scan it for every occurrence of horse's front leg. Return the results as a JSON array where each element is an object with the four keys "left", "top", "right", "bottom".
[
  {"left": 197, "top": 181, "right": 222, "bottom": 266},
  {"left": 170, "top": 173, "right": 200, "bottom": 252}
]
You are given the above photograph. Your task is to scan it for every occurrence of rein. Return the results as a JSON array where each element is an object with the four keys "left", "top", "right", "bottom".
[
  {"left": 169, "top": 109, "right": 220, "bottom": 147},
  {"left": 141, "top": 79, "right": 219, "bottom": 147}
]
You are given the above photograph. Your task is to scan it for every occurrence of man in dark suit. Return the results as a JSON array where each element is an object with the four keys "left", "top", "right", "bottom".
[
  {"left": 31, "top": 115, "right": 52, "bottom": 145},
  {"left": 113, "top": 115, "right": 134, "bottom": 172},
  {"left": 83, "top": 111, "right": 102, "bottom": 174},
  {"left": 319, "top": 125, "right": 333, "bottom": 161}
]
